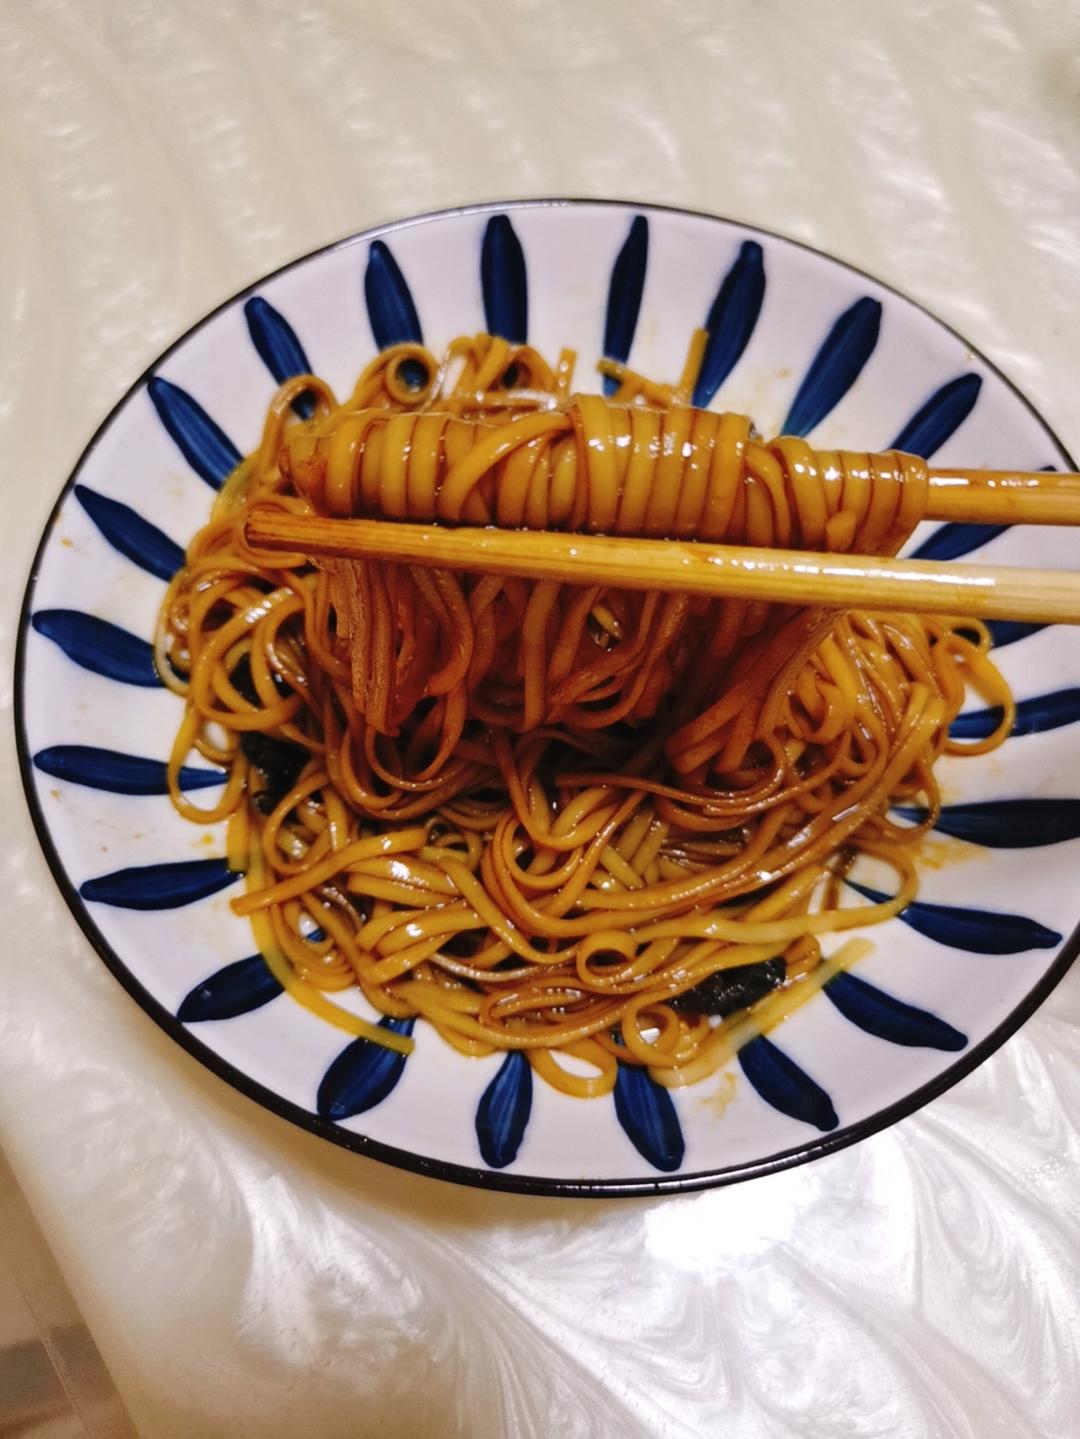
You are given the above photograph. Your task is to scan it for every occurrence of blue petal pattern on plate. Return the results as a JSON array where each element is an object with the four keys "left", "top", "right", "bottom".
[
  {"left": 691, "top": 239, "right": 765, "bottom": 409},
  {"left": 847, "top": 880, "right": 1061, "bottom": 953},
  {"left": 33, "top": 745, "right": 223, "bottom": 795},
  {"left": 80, "top": 857, "right": 239, "bottom": 910},
  {"left": 986, "top": 619, "right": 1047, "bottom": 648},
  {"left": 31, "top": 611, "right": 160, "bottom": 687},
  {"left": 481, "top": 215, "right": 528, "bottom": 343},
  {"left": 781, "top": 297, "right": 882, "bottom": 436},
  {"left": 738, "top": 1036, "right": 838, "bottom": 1131},
  {"left": 317, "top": 1017, "right": 416, "bottom": 1122},
  {"left": 613, "top": 1064, "right": 685, "bottom": 1172},
  {"left": 147, "top": 377, "right": 241, "bottom": 490},
  {"left": 889, "top": 373, "right": 982, "bottom": 456},
  {"left": 602, "top": 214, "right": 648, "bottom": 394},
  {"left": 476, "top": 1051, "right": 533, "bottom": 1168},
  {"left": 951, "top": 687, "right": 1080, "bottom": 740},
  {"left": 911, "top": 522, "right": 1008, "bottom": 562},
  {"left": 178, "top": 955, "right": 283, "bottom": 1022},
  {"left": 244, "top": 296, "right": 315, "bottom": 418},
  {"left": 895, "top": 798, "right": 1080, "bottom": 848},
  {"left": 73, "top": 486, "right": 184, "bottom": 581},
  {"left": 364, "top": 241, "right": 423, "bottom": 348},
  {"left": 80, "top": 857, "right": 238, "bottom": 903},
  {"left": 825, "top": 972, "right": 966, "bottom": 1051}
]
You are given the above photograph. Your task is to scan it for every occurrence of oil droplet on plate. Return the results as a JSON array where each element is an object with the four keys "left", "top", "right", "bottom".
[{"left": 699, "top": 1070, "right": 737, "bottom": 1118}]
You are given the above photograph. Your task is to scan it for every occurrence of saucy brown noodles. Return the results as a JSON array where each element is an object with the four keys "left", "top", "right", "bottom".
[{"left": 155, "top": 334, "right": 1012, "bottom": 1093}]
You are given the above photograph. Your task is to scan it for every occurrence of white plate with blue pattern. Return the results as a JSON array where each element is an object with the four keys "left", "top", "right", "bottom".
[{"left": 15, "top": 201, "right": 1080, "bottom": 1195}]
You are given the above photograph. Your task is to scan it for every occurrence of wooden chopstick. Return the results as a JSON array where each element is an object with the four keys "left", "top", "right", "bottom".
[
  {"left": 246, "top": 510, "right": 1080, "bottom": 625},
  {"left": 924, "top": 468, "right": 1080, "bottom": 524}
]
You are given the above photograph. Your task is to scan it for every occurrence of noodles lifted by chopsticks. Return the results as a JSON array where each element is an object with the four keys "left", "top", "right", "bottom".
[{"left": 155, "top": 333, "right": 1014, "bottom": 1093}]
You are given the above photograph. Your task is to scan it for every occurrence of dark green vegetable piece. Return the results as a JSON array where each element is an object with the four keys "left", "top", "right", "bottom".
[{"left": 671, "top": 956, "right": 787, "bottom": 1016}]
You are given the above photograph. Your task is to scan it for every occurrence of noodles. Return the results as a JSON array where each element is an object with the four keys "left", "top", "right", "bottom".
[
  {"left": 156, "top": 333, "right": 1015, "bottom": 1097},
  {"left": 283, "top": 372, "right": 930, "bottom": 775}
]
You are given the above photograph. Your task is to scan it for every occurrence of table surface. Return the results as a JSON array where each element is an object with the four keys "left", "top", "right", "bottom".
[{"left": 3, "top": 3, "right": 1079, "bottom": 1435}]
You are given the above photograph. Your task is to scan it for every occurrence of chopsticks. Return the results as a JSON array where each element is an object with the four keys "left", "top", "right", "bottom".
[{"left": 246, "top": 502, "right": 1080, "bottom": 626}]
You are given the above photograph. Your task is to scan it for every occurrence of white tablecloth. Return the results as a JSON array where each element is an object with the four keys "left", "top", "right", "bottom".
[{"left": 3, "top": 3, "right": 1079, "bottom": 1435}]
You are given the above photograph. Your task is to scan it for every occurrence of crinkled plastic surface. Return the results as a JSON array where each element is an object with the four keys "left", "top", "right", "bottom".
[{"left": 1, "top": 3, "right": 1078, "bottom": 1436}]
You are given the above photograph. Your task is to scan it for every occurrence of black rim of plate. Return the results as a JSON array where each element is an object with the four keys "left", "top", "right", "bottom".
[{"left": 14, "top": 198, "right": 1080, "bottom": 1198}]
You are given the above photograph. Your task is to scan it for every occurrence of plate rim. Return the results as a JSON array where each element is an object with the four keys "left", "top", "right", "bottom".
[{"left": 14, "top": 196, "right": 1080, "bottom": 1198}]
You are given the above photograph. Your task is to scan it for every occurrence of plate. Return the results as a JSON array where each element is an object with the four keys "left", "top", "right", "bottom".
[{"left": 15, "top": 200, "right": 1079, "bottom": 1196}]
